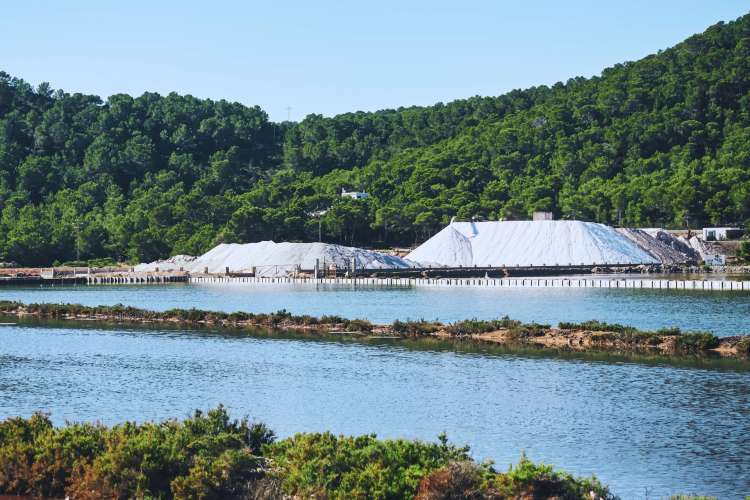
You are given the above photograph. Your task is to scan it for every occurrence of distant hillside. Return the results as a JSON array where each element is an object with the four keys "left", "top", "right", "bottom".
[{"left": 1, "top": 14, "right": 749, "bottom": 265}]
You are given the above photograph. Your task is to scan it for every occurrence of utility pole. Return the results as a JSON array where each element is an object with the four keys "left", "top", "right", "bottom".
[
  {"left": 285, "top": 106, "right": 292, "bottom": 122},
  {"left": 309, "top": 209, "right": 328, "bottom": 243}
]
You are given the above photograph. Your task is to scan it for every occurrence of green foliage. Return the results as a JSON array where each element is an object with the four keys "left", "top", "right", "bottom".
[
  {"left": 0, "top": 408, "right": 619, "bottom": 500},
  {"left": 490, "top": 454, "right": 614, "bottom": 499},
  {"left": 446, "top": 317, "right": 550, "bottom": 338},
  {"left": 392, "top": 319, "right": 443, "bottom": 335},
  {"left": 674, "top": 331, "right": 720, "bottom": 352},
  {"left": 735, "top": 336, "right": 750, "bottom": 357},
  {"left": 3, "top": 15, "right": 750, "bottom": 264},
  {"left": 558, "top": 320, "right": 636, "bottom": 334},
  {"left": 263, "top": 432, "right": 471, "bottom": 499},
  {"left": 0, "top": 406, "right": 272, "bottom": 499},
  {"left": 738, "top": 241, "right": 750, "bottom": 262}
]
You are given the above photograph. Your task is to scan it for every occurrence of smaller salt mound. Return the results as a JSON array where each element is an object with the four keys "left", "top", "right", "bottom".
[
  {"left": 407, "top": 221, "right": 658, "bottom": 267},
  {"left": 137, "top": 242, "right": 414, "bottom": 276},
  {"left": 617, "top": 228, "right": 698, "bottom": 264},
  {"left": 134, "top": 254, "right": 196, "bottom": 272}
]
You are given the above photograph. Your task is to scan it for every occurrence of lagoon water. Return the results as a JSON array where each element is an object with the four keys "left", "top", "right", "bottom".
[
  {"left": 1, "top": 322, "right": 749, "bottom": 498},
  {"left": 0, "top": 282, "right": 748, "bottom": 335},
  {"left": 1, "top": 284, "right": 750, "bottom": 497}
]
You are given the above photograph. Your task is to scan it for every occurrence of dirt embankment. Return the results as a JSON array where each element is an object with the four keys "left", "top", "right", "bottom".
[{"left": 464, "top": 328, "right": 744, "bottom": 356}]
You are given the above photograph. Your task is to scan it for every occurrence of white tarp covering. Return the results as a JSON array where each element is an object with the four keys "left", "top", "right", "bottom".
[
  {"left": 406, "top": 221, "right": 659, "bottom": 267},
  {"left": 136, "top": 241, "right": 414, "bottom": 276}
]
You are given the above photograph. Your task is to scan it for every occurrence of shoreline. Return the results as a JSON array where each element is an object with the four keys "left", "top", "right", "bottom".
[{"left": 1, "top": 301, "right": 748, "bottom": 360}]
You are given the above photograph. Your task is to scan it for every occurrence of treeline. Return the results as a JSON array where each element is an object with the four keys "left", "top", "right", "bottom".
[
  {"left": 2, "top": 14, "right": 750, "bottom": 265},
  {"left": 0, "top": 406, "right": 613, "bottom": 499}
]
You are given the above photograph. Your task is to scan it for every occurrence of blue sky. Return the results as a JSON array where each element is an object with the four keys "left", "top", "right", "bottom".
[{"left": 2, "top": 1, "right": 748, "bottom": 121}]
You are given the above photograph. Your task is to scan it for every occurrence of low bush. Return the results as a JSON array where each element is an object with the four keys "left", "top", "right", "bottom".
[
  {"left": 392, "top": 319, "right": 443, "bottom": 335},
  {"left": 264, "top": 432, "right": 471, "bottom": 499},
  {"left": 320, "top": 314, "right": 347, "bottom": 324},
  {"left": 343, "top": 319, "right": 374, "bottom": 333},
  {"left": 656, "top": 326, "right": 682, "bottom": 336},
  {"left": 735, "top": 337, "right": 750, "bottom": 357},
  {"left": 674, "top": 332, "right": 720, "bottom": 352},
  {"left": 558, "top": 320, "right": 636, "bottom": 334},
  {"left": 491, "top": 454, "right": 613, "bottom": 499},
  {"left": 447, "top": 317, "right": 517, "bottom": 336}
]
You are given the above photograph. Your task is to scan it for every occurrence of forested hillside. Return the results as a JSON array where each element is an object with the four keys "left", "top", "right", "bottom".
[{"left": 1, "top": 14, "right": 750, "bottom": 265}]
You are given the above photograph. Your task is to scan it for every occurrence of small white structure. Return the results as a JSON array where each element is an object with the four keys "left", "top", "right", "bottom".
[
  {"left": 702, "top": 227, "right": 743, "bottom": 241},
  {"left": 532, "top": 211, "right": 554, "bottom": 221},
  {"left": 341, "top": 188, "right": 369, "bottom": 200},
  {"left": 703, "top": 253, "right": 726, "bottom": 266}
]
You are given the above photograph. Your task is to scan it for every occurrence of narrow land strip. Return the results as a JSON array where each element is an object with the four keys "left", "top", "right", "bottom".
[{"left": 1, "top": 301, "right": 747, "bottom": 360}]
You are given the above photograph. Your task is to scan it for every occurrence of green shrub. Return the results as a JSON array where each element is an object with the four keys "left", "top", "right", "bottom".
[
  {"left": 446, "top": 317, "right": 525, "bottom": 336},
  {"left": 493, "top": 454, "right": 613, "bottom": 499},
  {"left": 656, "top": 326, "right": 682, "bottom": 336},
  {"left": 263, "top": 432, "right": 471, "bottom": 499},
  {"left": 392, "top": 319, "right": 442, "bottom": 335},
  {"left": 674, "top": 332, "right": 720, "bottom": 352},
  {"left": 737, "top": 241, "right": 750, "bottom": 262},
  {"left": 343, "top": 319, "right": 374, "bottom": 333},
  {"left": 558, "top": 320, "right": 636, "bottom": 334},
  {"left": 0, "top": 406, "right": 272, "bottom": 499},
  {"left": 736, "top": 337, "right": 750, "bottom": 357},
  {"left": 320, "top": 314, "right": 347, "bottom": 324}
]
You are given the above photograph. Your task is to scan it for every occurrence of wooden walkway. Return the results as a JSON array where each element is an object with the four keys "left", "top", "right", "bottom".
[{"left": 189, "top": 275, "right": 749, "bottom": 292}]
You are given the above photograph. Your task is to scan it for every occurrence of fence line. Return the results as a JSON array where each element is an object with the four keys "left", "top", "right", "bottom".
[{"left": 187, "top": 275, "right": 749, "bottom": 292}]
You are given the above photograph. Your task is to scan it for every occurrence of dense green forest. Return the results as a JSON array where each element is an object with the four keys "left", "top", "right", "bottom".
[{"left": 2, "top": 14, "right": 750, "bottom": 265}]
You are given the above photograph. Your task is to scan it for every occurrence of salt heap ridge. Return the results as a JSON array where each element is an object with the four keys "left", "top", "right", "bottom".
[
  {"left": 406, "top": 220, "right": 660, "bottom": 267},
  {"left": 136, "top": 241, "right": 414, "bottom": 276}
]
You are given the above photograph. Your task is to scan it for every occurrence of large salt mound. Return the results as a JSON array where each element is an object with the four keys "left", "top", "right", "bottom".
[
  {"left": 407, "top": 221, "right": 659, "bottom": 267},
  {"left": 137, "top": 242, "right": 414, "bottom": 276}
]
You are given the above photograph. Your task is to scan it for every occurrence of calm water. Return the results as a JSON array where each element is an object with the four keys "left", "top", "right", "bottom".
[
  {"left": 1, "top": 284, "right": 749, "bottom": 497},
  {"left": 0, "top": 282, "right": 748, "bottom": 336},
  {"left": 0, "top": 322, "right": 748, "bottom": 498}
]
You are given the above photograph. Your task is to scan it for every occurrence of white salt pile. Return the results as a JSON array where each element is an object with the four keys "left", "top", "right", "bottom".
[
  {"left": 407, "top": 221, "right": 659, "bottom": 267},
  {"left": 137, "top": 242, "right": 414, "bottom": 276},
  {"left": 134, "top": 254, "right": 197, "bottom": 272}
]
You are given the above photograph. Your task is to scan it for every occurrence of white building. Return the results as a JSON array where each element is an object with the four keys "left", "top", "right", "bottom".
[
  {"left": 532, "top": 211, "right": 554, "bottom": 221},
  {"left": 703, "top": 253, "right": 726, "bottom": 266},
  {"left": 341, "top": 188, "right": 369, "bottom": 200},
  {"left": 702, "top": 227, "right": 743, "bottom": 241}
]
